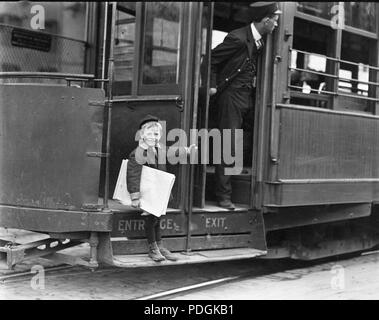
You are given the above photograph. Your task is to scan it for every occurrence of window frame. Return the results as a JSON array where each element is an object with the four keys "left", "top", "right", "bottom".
[
  {"left": 289, "top": 2, "right": 379, "bottom": 115},
  {"left": 111, "top": 1, "right": 188, "bottom": 98},
  {"left": 137, "top": 1, "right": 185, "bottom": 96},
  {"left": 111, "top": 4, "right": 137, "bottom": 96}
]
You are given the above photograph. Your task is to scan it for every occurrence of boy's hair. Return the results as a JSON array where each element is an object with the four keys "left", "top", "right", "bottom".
[{"left": 141, "top": 121, "right": 162, "bottom": 132}]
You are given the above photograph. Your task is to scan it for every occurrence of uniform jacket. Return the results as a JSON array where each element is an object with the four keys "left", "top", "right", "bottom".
[{"left": 210, "top": 25, "right": 262, "bottom": 91}]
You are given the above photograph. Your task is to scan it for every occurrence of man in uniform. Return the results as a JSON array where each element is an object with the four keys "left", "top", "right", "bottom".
[{"left": 210, "top": 2, "right": 281, "bottom": 209}]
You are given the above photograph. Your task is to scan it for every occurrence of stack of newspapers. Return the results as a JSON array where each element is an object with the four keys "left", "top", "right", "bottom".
[{"left": 113, "top": 160, "right": 175, "bottom": 217}]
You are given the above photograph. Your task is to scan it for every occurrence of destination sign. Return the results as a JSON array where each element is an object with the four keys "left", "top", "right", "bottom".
[{"left": 11, "top": 28, "right": 52, "bottom": 52}]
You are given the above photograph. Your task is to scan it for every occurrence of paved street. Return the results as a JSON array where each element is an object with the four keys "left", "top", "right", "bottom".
[
  {"left": 1, "top": 249, "right": 379, "bottom": 299},
  {"left": 171, "top": 251, "right": 379, "bottom": 300},
  {"left": 1, "top": 228, "right": 379, "bottom": 300}
]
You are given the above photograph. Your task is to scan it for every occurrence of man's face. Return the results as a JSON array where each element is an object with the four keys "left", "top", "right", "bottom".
[{"left": 263, "top": 14, "right": 279, "bottom": 34}]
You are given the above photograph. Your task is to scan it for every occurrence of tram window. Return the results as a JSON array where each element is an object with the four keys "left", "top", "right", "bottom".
[
  {"left": 337, "top": 31, "right": 377, "bottom": 113},
  {"left": 113, "top": 6, "right": 136, "bottom": 96},
  {"left": 140, "top": 2, "right": 182, "bottom": 88},
  {"left": 340, "top": 32, "right": 372, "bottom": 96},
  {"left": 296, "top": 2, "right": 334, "bottom": 20},
  {"left": 344, "top": 2, "right": 376, "bottom": 33},
  {"left": 290, "top": 18, "right": 332, "bottom": 108},
  {"left": 289, "top": 3, "right": 379, "bottom": 114}
]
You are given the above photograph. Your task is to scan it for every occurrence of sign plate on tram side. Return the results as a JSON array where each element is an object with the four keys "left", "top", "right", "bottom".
[
  {"left": 112, "top": 211, "right": 253, "bottom": 238},
  {"left": 11, "top": 28, "right": 51, "bottom": 52}
]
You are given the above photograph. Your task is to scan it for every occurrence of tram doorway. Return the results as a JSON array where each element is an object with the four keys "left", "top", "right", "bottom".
[
  {"left": 194, "top": 2, "right": 262, "bottom": 210},
  {"left": 94, "top": 2, "right": 267, "bottom": 259}
]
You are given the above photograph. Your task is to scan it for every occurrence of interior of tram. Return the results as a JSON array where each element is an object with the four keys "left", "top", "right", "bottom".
[{"left": 198, "top": 2, "right": 267, "bottom": 209}]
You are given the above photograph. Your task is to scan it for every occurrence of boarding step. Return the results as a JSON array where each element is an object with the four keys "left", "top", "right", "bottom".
[{"left": 110, "top": 248, "right": 266, "bottom": 268}]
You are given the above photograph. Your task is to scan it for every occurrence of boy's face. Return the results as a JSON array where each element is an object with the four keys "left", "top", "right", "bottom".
[{"left": 141, "top": 123, "right": 162, "bottom": 147}]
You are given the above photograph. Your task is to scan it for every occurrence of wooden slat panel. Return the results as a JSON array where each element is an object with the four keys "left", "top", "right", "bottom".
[
  {"left": 266, "top": 106, "right": 379, "bottom": 206},
  {"left": 277, "top": 107, "right": 379, "bottom": 180}
]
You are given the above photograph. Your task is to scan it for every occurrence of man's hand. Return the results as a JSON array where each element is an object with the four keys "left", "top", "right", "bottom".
[
  {"left": 131, "top": 199, "right": 140, "bottom": 208},
  {"left": 209, "top": 88, "right": 217, "bottom": 96}
]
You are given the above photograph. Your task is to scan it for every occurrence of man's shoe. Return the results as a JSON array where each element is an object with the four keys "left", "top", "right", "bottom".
[
  {"left": 218, "top": 199, "right": 235, "bottom": 210},
  {"left": 157, "top": 241, "right": 178, "bottom": 261},
  {"left": 148, "top": 242, "right": 165, "bottom": 262}
]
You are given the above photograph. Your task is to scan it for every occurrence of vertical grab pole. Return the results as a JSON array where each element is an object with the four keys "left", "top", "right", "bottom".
[
  {"left": 103, "top": 2, "right": 117, "bottom": 210},
  {"left": 101, "top": 2, "right": 109, "bottom": 91},
  {"left": 186, "top": 2, "right": 203, "bottom": 253},
  {"left": 270, "top": 34, "right": 280, "bottom": 163}
]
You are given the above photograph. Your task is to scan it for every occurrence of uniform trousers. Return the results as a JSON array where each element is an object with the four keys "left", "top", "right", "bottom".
[{"left": 215, "top": 86, "right": 254, "bottom": 201}]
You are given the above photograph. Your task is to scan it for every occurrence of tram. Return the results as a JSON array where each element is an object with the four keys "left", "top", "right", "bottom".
[{"left": 1, "top": 2, "right": 379, "bottom": 269}]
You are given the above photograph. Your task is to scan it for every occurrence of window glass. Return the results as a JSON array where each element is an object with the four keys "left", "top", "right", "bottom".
[
  {"left": 141, "top": 2, "right": 182, "bottom": 85},
  {"left": 339, "top": 31, "right": 375, "bottom": 99},
  {"left": 296, "top": 2, "right": 334, "bottom": 20},
  {"left": 344, "top": 2, "right": 376, "bottom": 33},
  {"left": 113, "top": 5, "right": 136, "bottom": 96},
  {"left": 289, "top": 19, "right": 332, "bottom": 108},
  {"left": 0, "top": 2, "right": 87, "bottom": 77},
  {"left": 291, "top": 51, "right": 327, "bottom": 94}
]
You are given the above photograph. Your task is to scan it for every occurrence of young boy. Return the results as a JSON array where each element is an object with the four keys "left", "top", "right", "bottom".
[{"left": 126, "top": 115, "right": 196, "bottom": 262}]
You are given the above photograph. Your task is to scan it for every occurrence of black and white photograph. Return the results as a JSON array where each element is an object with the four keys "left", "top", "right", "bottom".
[{"left": 1, "top": 1, "right": 379, "bottom": 304}]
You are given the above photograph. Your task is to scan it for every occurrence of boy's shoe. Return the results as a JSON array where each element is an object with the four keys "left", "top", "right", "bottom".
[
  {"left": 157, "top": 241, "right": 178, "bottom": 261},
  {"left": 148, "top": 242, "right": 165, "bottom": 262}
]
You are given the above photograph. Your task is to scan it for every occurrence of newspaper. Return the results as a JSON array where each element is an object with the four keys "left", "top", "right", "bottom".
[{"left": 113, "top": 159, "right": 175, "bottom": 217}]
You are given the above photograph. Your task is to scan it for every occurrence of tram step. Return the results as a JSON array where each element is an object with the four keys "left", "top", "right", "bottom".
[{"left": 110, "top": 248, "right": 266, "bottom": 268}]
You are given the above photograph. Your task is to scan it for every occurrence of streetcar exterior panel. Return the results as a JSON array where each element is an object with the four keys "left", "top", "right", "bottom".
[
  {"left": 1, "top": 2, "right": 379, "bottom": 266},
  {"left": 0, "top": 84, "right": 104, "bottom": 211}
]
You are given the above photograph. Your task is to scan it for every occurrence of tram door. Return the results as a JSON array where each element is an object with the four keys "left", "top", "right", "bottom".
[{"left": 105, "top": 2, "right": 204, "bottom": 210}]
